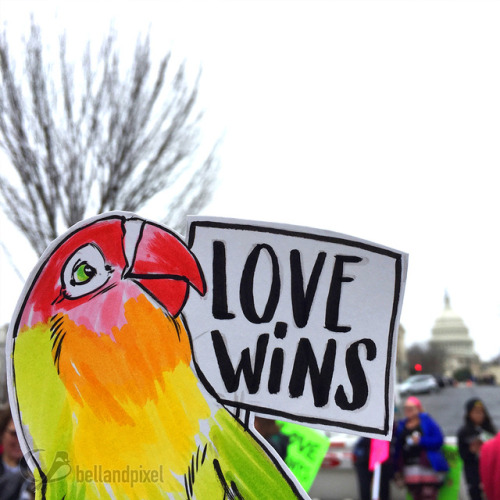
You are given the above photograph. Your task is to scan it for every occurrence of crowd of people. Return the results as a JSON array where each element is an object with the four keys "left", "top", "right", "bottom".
[
  {"left": 0, "top": 399, "right": 498, "bottom": 499},
  {"left": 354, "top": 396, "right": 499, "bottom": 500}
]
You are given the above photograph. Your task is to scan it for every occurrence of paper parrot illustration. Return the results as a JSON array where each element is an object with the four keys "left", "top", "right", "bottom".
[{"left": 7, "top": 213, "right": 307, "bottom": 500}]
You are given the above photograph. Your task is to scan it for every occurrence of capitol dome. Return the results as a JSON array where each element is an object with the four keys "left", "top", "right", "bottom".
[
  {"left": 432, "top": 294, "right": 469, "bottom": 338},
  {"left": 430, "top": 293, "right": 477, "bottom": 375}
]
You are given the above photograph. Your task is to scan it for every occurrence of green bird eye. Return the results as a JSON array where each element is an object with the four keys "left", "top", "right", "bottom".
[
  {"left": 72, "top": 262, "right": 97, "bottom": 285},
  {"left": 63, "top": 244, "right": 111, "bottom": 298}
]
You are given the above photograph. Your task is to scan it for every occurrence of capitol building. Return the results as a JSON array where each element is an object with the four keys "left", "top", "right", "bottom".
[{"left": 429, "top": 293, "right": 479, "bottom": 376}]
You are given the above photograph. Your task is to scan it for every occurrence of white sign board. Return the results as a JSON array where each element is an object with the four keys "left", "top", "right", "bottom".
[{"left": 184, "top": 218, "right": 408, "bottom": 439}]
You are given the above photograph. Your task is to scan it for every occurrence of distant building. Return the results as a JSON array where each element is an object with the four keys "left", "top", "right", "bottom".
[
  {"left": 429, "top": 293, "right": 479, "bottom": 376},
  {"left": 396, "top": 323, "right": 408, "bottom": 381},
  {"left": 0, "top": 324, "right": 8, "bottom": 403}
]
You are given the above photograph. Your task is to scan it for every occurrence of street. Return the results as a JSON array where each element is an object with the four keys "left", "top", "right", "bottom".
[{"left": 409, "top": 384, "right": 500, "bottom": 437}]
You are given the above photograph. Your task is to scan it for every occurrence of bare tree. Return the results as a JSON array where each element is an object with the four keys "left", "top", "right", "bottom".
[
  {"left": 0, "top": 20, "right": 219, "bottom": 256},
  {"left": 406, "top": 342, "right": 447, "bottom": 375}
]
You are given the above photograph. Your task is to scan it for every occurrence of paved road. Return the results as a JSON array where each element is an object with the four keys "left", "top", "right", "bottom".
[{"left": 406, "top": 384, "right": 500, "bottom": 437}]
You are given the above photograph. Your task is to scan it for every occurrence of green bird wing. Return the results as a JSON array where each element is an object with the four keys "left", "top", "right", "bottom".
[{"left": 187, "top": 408, "right": 307, "bottom": 500}]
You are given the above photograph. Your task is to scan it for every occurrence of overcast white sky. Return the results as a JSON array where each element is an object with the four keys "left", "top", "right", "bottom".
[{"left": 1, "top": 0, "right": 499, "bottom": 363}]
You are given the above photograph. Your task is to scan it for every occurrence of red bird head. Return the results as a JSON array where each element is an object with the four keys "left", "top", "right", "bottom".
[
  {"left": 11, "top": 213, "right": 208, "bottom": 446},
  {"left": 19, "top": 214, "right": 206, "bottom": 336}
]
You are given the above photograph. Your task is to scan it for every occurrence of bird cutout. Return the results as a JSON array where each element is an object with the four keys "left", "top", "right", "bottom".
[{"left": 7, "top": 213, "right": 308, "bottom": 500}]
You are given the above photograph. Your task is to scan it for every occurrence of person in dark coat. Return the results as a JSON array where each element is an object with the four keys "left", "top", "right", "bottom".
[
  {"left": 353, "top": 437, "right": 393, "bottom": 500},
  {"left": 0, "top": 405, "right": 33, "bottom": 500},
  {"left": 457, "top": 398, "right": 497, "bottom": 500},
  {"left": 253, "top": 417, "right": 290, "bottom": 460}
]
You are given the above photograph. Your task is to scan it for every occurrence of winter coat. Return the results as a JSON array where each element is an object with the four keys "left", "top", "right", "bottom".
[{"left": 394, "top": 412, "right": 449, "bottom": 473}]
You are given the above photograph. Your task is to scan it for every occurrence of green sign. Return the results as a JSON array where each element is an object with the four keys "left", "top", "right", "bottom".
[
  {"left": 438, "top": 444, "right": 463, "bottom": 500},
  {"left": 278, "top": 421, "right": 330, "bottom": 492}
]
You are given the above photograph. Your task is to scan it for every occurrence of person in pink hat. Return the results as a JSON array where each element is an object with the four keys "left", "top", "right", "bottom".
[{"left": 394, "top": 396, "right": 449, "bottom": 500}]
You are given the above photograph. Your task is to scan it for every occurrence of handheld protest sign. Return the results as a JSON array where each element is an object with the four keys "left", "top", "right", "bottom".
[
  {"left": 6, "top": 212, "right": 308, "bottom": 500},
  {"left": 278, "top": 421, "right": 331, "bottom": 492},
  {"left": 184, "top": 217, "right": 408, "bottom": 439}
]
